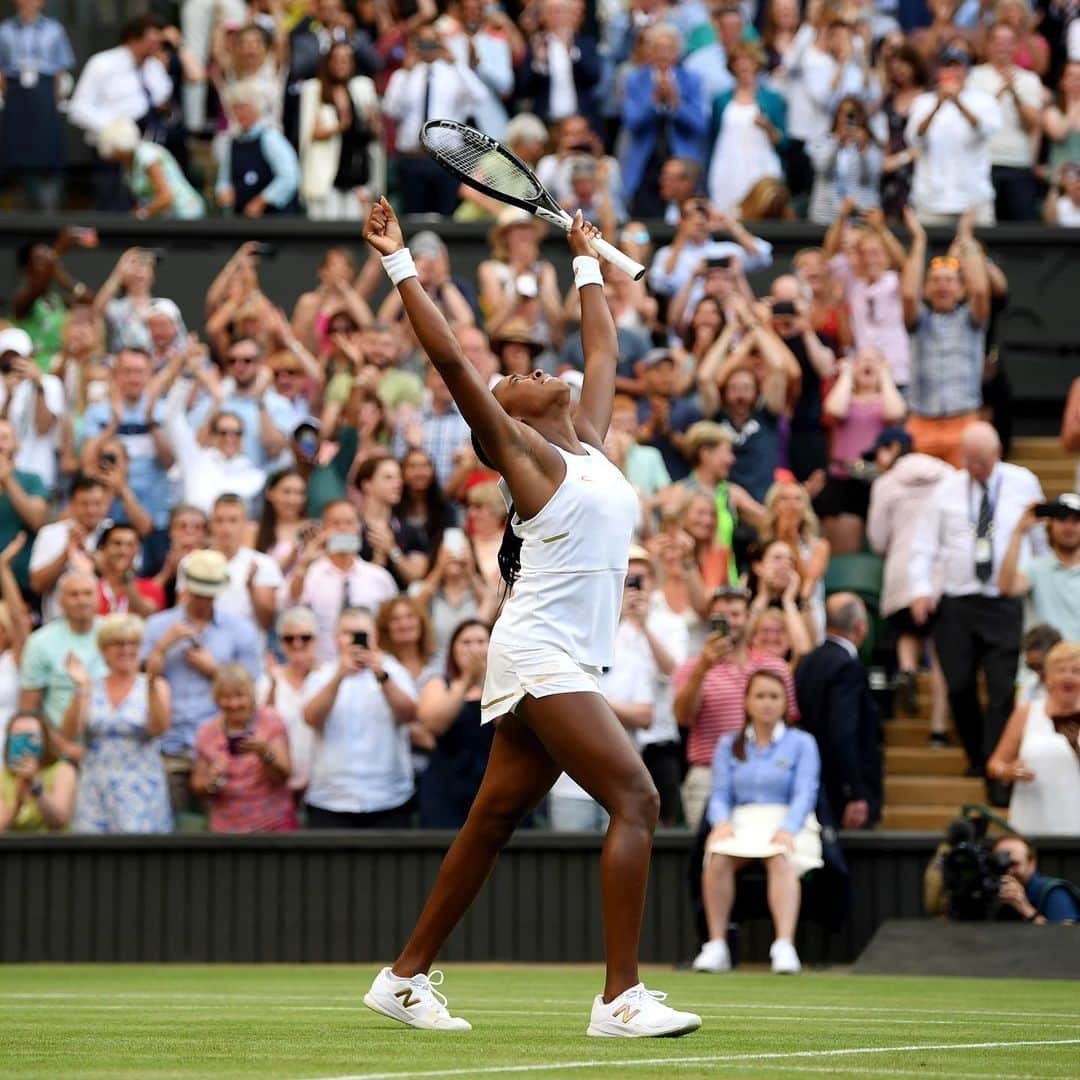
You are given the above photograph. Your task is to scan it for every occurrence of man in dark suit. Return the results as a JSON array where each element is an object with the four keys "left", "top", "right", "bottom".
[
  {"left": 795, "top": 593, "right": 883, "bottom": 830},
  {"left": 516, "top": 0, "right": 601, "bottom": 133}
]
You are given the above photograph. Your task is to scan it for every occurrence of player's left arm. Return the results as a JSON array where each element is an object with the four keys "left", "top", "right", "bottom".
[{"left": 572, "top": 214, "right": 619, "bottom": 448}]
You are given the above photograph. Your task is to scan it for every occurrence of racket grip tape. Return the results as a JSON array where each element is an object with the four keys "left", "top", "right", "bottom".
[{"left": 589, "top": 235, "right": 646, "bottom": 281}]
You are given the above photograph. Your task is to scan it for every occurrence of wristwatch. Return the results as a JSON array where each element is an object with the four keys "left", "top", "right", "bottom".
[
  {"left": 261, "top": 749, "right": 276, "bottom": 765},
  {"left": 376, "top": 670, "right": 390, "bottom": 684}
]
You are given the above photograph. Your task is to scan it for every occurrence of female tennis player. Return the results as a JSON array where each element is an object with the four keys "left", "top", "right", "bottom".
[{"left": 361, "top": 197, "right": 701, "bottom": 1038}]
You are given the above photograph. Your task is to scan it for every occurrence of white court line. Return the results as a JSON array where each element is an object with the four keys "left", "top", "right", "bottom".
[
  {"left": 302, "top": 1039, "right": 1080, "bottom": 1080},
  {"left": 714, "top": 1065, "right": 1043, "bottom": 1080},
  {"left": 0, "top": 1001, "right": 1072, "bottom": 1031},
  {"left": 2, "top": 993, "right": 1077, "bottom": 1024}
]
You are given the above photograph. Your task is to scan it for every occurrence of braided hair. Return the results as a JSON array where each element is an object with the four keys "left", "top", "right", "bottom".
[{"left": 470, "top": 433, "right": 522, "bottom": 590}]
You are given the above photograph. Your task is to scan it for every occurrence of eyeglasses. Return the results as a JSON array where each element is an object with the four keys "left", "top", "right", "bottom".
[
  {"left": 215, "top": 426, "right": 243, "bottom": 438},
  {"left": 929, "top": 256, "right": 961, "bottom": 272},
  {"left": 281, "top": 633, "right": 314, "bottom": 646}
]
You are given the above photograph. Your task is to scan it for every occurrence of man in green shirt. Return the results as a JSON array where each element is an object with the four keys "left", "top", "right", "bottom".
[
  {"left": 292, "top": 417, "right": 358, "bottom": 520},
  {"left": 0, "top": 419, "right": 48, "bottom": 593}
]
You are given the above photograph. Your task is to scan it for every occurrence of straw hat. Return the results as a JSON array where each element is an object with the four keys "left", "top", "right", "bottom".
[{"left": 179, "top": 550, "right": 230, "bottom": 598}]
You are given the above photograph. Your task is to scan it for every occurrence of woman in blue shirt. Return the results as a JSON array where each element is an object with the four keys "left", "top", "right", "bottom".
[{"left": 692, "top": 669, "right": 821, "bottom": 975}]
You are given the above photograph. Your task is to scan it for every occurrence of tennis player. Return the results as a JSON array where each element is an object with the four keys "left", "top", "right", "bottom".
[{"left": 361, "top": 198, "right": 701, "bottom": 1038}]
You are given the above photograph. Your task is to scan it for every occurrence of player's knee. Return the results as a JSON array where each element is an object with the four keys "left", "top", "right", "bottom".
[
  {"left": 469, "top": 796, "right": 522, "bottom": 848},
  {"left": 613, "top": 776, "right": 660, "bottom": 832}
]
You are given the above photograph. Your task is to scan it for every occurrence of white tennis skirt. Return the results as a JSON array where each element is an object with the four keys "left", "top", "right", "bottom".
[
  {"left": 480, "top": 639, "right": 602, "bottom": 725},
  {"left": 705, "top": 803, "right": 824, "bottom": 878}
]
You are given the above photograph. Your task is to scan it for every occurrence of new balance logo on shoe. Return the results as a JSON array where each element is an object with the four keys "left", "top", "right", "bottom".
[
  {"left": 612, "top": 1005, "right": 639, "bottom": 1023},
  {"left": 394, "top": 988, "right": 420, "bottom": 1008}
]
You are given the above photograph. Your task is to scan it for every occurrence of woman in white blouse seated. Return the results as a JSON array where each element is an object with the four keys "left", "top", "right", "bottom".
[
  {"left": 988, "top": 641, "right": 1080, "bottom": 836},
  {"left": 693, "top": 670, "right": 821, "bottom": 975}
]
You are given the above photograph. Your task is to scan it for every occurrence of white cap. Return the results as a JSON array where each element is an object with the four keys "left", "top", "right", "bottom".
[{"left": 0, "top": 327, "right": 33, "bottom": 358}]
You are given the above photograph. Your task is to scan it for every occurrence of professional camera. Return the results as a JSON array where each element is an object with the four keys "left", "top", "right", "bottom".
[{"left": 940, "top": 809, "right": 1013, "bottom": 921}]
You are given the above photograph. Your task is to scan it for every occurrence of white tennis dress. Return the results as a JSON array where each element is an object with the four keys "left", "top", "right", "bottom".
[{"left": 480, "top": 440, "right": 639, "bottom": 724}]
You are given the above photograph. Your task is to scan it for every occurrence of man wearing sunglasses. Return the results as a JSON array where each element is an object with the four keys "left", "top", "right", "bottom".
[
  {"left": 189, "top": 336, "right": 295, "bottom": 470},
  {"left": 901, "top": 209, "right": 991, "bottom": 468}
]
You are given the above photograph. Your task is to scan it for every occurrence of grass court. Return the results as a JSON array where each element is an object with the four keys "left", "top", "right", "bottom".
[{"left": 1, "top": 964, "right": 1077, "bottom": 1079}]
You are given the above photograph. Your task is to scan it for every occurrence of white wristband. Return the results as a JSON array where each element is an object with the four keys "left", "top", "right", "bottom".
[
  {"left": 573, "top": 255, "right": 603, "bottom": 290},
  {"left": 381, "top": 248, "right": 418, "bottom": 286}
]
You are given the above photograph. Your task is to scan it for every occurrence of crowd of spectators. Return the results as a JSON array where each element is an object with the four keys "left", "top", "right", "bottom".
[
  {"left": 0, "top": 1, "right": 1078, "bottom": 859},
  {"left": 0, "top": 0, "right": 1079, "bottom": 224}
]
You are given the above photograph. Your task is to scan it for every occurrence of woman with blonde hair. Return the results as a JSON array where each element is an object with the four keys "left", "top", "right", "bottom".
[
  {"left": 375, "top": 596, "right": 439, "bottom": 686},
  {"left": 464, "top": 481, "right": 511, "bottom": 592},
  {"left": 990, "top": 0, "right": 1050, "bottom": 77},
  {"left": 97, "top": 118, "right": 205, "bottom": 221},
  {"left": 988, "top": 642, "right": 1080, "bottom": 835},
  {"left": 63, "top": 614, "right": 172, "bottom": 833},
  {"left": 761, "top": 481, "right": 830, "bottom": 637},
  {"left": 192, "top": 664, "right": 295, "bottom": 833},
  {"left": 748, "top": 599, "right": 812, "bottom": 667}
]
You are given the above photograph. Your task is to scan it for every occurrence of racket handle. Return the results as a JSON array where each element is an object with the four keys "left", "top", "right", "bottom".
[{"left": 589, "top": 235, "right": 646, "bottom": 282}]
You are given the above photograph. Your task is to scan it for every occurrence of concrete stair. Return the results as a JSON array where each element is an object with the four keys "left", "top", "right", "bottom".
[
  {"left": 1009, "top": 436, "right": 1075, "bottom": 499},
  {"left": 874, "top": 436, "right": 1072, "bottom": 831}
]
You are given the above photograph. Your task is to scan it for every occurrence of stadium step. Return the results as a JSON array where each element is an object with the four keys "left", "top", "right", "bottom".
[
  {"left": 884, "top": 775, "right": 985, "bottom": 807},
  {"left": 1008, "top": 436, "right": 1075, "bottom": 499},
  {"left": 880, "top": 805, "right": 965, "bottom": 831},
  {"left": 884, "top": 718, "right": 933, "bottom": 747},
  {"left": 885, "top": 746, "right": 967, "bottom": 776}
]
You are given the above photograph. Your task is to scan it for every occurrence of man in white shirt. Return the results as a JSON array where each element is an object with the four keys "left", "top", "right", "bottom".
[
  {"left": 302, "top": 607, "right": 418, "bottom": 827},
  {"left": 0, "top": 327, "right": 63, "bottom": 488},
  {"left": 208, "top": 494, "right": 284, "bottom": 641},
  {"left": 967, "top": 24, "right": 1045, "bottom": 221},
  {"left": 905, "top": 46, "right": 1003, "bottom": 226},
  {"left": 69, "top": 14, "right": 170, "bottom": 141},
  {"left": 908, "top": 422, "right": 1046, "bottom": 795},
  {"left": 29, "top": 475, "right": 111, "bottom": 623},
  {"left": 382, "top": 23, "right": 486, "bottom": 215},
  {"left": 440, "top": 0, "right": 515, "bottom": 140},
  {"left": 286, "top": 499, "right": 398, "bottom": 663},
  {"left": 800, "top": 17, "right": 876, "bottom": 146}
]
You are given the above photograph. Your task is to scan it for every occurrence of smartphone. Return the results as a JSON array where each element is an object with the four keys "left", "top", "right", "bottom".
[
  {"left": 705, "top": 255, "right": 732, "bottom": 270},
  {"left": 226, "top": 734, "right": 245, "bottom": 756},
  {"left": 251, "top": 242, "right": 278, "bottom": 259},
  {"left": 352, "top": 630, "right": 369, "bottom": 649},
  {"left": 771, "top": 300, "right": 797, "bottom": 316},
  {"left": 99, "top": 450, "right": 118, "bottom": 468},
  {"left": 709, "top": 614, "right": 730, "bottom": 637},
  {"left": 626, "top": 573, "right": 643, "bottom": 591},
  {"left": 845, "top": 113, "right": 858, "bottom": 129},
  {"left": 143, "top": 246, "right": 168, "bottom": 263},
  {"left": 443, "top": 527, "right": 468, "bottom": 557}
]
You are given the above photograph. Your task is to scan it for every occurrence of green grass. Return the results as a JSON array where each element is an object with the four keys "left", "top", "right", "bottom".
[{"left": 1, "top": 965, "right": 1078, "bottom": 1079}]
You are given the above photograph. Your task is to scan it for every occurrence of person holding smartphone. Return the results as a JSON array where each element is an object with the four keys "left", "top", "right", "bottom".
[
  {"left": 807, "top": 96, "right": 884, "bottom": 226},
  {"left": 0, "top": 712, "right": 76, "bottom": 833},
  {"left": 302, "top": 607, "right": 419, "bottom": 828}
]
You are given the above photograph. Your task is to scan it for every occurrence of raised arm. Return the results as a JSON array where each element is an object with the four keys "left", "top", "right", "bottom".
[
  {"left": 901, "top": 206, "right": 927, "bottom": 327},
  {"left": 572, "top": 215, "right": 619, "bottom": 447},
  {"left": 363, "top": 199, "right": 558, "bottom": 513}
]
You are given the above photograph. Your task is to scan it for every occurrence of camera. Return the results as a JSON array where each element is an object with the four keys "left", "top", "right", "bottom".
[
  {"left": 352, "top": 630, "right": 369, "bottom": 649},
  {"left": 99, "top": 451, "right": 118, "bottom": 469},
  {"left": 940, "top": 809, "right": 1013, "bottom": 921},
  {"left": 0, "top": 357, "right": 12, "bottom": 375},
  {"left": 626, "top": 573, "right": 643, "bottom": 591}
]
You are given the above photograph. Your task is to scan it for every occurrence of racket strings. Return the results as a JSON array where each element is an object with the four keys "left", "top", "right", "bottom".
[{"left": 426, "top": 128, "right": 541, "bottom": 201}]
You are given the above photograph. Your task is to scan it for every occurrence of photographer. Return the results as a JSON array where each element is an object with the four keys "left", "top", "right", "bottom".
[
  {"left": 998, "top": 493, "right": 1080, "bottom": 641},
  {"left": 808, "top": 96, "right": 884, "bottom": 225},
  {"left": 992, "top": 836, "right": 1080, "bottom": 924},
  {"left": 302, "top": 608, "right": 418, "bottom": 828}
]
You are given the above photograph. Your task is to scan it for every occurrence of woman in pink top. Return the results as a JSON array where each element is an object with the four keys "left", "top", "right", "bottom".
[
  {"left": 814, "top": 348, "right": 906, "bottom": 554},
  {"left": 192, "top": 665, "right": 297, "bottom": 833},
  {"left": 825, "top": 203, "right": 911, "bottom": 390}
]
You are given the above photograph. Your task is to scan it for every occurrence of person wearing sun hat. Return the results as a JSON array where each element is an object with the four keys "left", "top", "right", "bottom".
[{"left": 141, "top": 549, "right": 260, "bottom": 814}]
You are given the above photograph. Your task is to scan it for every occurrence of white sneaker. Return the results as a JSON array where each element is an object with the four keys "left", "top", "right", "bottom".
[
  {"left": 363, "top": 967, "right": 472, "bottom": 1031},
  {"left": 586, "top": 983, "right": 702, "bottom": 1038},
  {"left": 691, "top": 938, "right": 731, "bottom": 973},
  {"left": 769, "top": 939, "right": 801, "bottom": 974}
]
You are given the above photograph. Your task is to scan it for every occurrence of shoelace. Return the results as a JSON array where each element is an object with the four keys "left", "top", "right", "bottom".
[
  {"left": 410, "top": 969, "right": 451, "bottom": 1012},
  {"left": 620, "top": 983, "right": 667, "bottom": 1008}
]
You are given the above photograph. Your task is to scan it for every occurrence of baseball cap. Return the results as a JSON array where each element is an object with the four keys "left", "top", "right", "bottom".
[
  {"left": 938, "top": 46, "right": 972, "bottom": 67},
  {"left": 0, "top": 327, "right": 33, "bottom": 358},
  {"left": 863, "top": 426, "right": 913, "bottom": 460},
  {"left": 639, "top": 348, "right": 674, "bottom": 369}
]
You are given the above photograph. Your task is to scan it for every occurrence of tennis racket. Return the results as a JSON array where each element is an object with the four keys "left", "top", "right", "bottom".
[{"left": 420, "top": 119, "right": 646, "bottom": 282}]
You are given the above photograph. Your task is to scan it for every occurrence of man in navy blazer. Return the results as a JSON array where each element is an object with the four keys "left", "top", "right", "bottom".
[
  {"left": 620, "top": 23, "right": 708, "bottom": 218},
  {"left": 795, "top": 593, "right": 883, "bottom": 830},
  {"left": 517, "top": 0, "right": 602, "bottom": 132}
]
